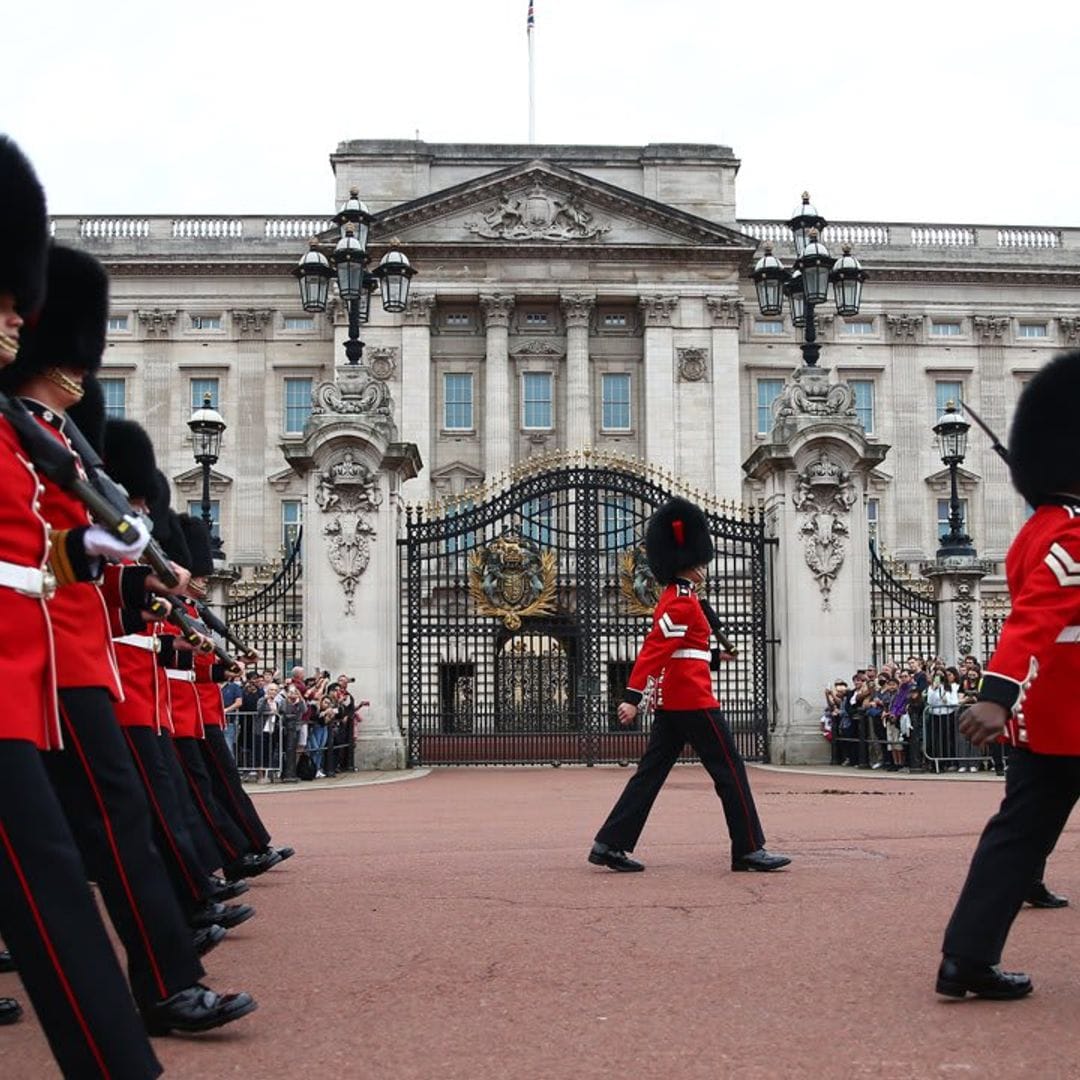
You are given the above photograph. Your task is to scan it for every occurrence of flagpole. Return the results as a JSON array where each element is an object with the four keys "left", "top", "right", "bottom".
[{"left": 528, "top": 3, "right": 536, "bottom": 143}]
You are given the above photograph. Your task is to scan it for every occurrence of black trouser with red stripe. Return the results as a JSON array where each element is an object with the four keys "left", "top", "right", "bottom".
[
  {"left": 158, "top": 732, "right": 221, "bottom": 876},
  {"left": 0, "top": 739, "right": 163, "bottom": 1079},
  {"left": 47, "top": 689, "right": 204, "bottom": 1009},
  {"left": 594, "top": 708, "right": 766, "bottom": 859},
  {"left": 201, "top": 725, "right": 272, "bottom": 853},
  {"left": 171, "top": 736, "right": 250, "bottom": 867},
  {"left": 120, "top": 726, "right": 210, "bottom": 914}
]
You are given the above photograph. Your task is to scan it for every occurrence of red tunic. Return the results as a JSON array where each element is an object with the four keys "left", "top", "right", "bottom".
[
  {"left": 980, "top": 501, "right": 1080, "bottom": 755},
  {"left": 30, "top": 408, "right": 122, "bottom": 699},
  {"left": 161, "top": 617, "right": 204, "bottom": 739},
  {"left": 194, "top": 649, "right": 226, "bottom": 729},
  {"left": 0, "top": 416, "right": 60, "bottom": 748},
  {"left": 626, "top": 580, "right": 719, "bottom": 711},
  {"left": 103, "top": 563, "right": 165, "bottom": 731}
]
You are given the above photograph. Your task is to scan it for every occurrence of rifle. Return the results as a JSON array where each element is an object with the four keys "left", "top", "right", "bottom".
[
  {"left": 700, "top": 597, "right": 737, "bottom": 655},
  {"left": 148, "top": 596, "right": 238, "bottom": 669},
  {"left": 194, "top": 600, "right": 258, "bottom": 662},
  {"left": 960, "top": 401, "right": 1011, "bottom": 466}
]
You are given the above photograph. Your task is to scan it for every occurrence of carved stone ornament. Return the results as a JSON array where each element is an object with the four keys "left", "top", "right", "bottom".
[
  {"left": 618, "top": 547, "right": 663, "bottom": 615},
  {"left": 310, "top": 364, "right": 392, "bottom": 429},
  {"left": 792, "top": 451, "right": 858, "bottom": 610},
  {"left": 705, "top": 295, "right": 743, "bottom": 329},
  {"left": 677, "top": 347, "right": 709, "bottom": 382},
  {"left": 560, "top": 294, "right": 595, "bottom": 328},
  {"left": 1059, "top": 316, "right": 1080, "bottom": 344},
  {"left": 367, "top": 347, "right": 397, "bottom": 382},
  {"left": 403, "top": 292, "right": 436, "bottom": 326},
  {"left": 974, "top": 315, "right": 1010, "bottom": 343},
  {"left": 479, "top": 293, "right": 515, "bottom": 329},
  {"left": 511, "top": 339, "right": 563, "bottom": 359},
  {"left": 468, "top": 530, "right": 558, "bottom": 630},
  {"left": 639, "top": 295, "right": 678, "bottom": 326},
  {"left": 466, "top": 183, "right": 610, "bottom": 241},
  {"left": 137, "top": 309, "right": 177, "bottom": 336},
  {"left": 773, "top": 367, "right": 857, "bottom": 425},
  {"left": 315, "top": 451, "right": 383, "bottom": 616},
  {"left": 955, "top": 581, "right": 975, "bottom": 657},
  {"left": 885, "top": 314, "right": 923, "bottom": 342},
  {"left": 232, "top": 308, "right": 273, "bottom": 335}
]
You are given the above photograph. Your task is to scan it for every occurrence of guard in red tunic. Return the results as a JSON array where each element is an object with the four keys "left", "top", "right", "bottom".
[
  {"left": 938, "top": 350, "right": 1080, "bottom": 1000},
  {"left": 0, "top": 243, "right": 258, "bottom": 1034},
  {"left": 589, "top": 498, "right": 791, "bottom": 873},
  {"left": 0, "top": 136, "right": 163, "bottom": 1078}
]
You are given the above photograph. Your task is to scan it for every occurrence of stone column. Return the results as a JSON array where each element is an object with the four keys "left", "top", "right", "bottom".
[
  {"left": 231, "top": 309, "right": 273, "bottom": 561},
  {"left": 560, "top": 293, "right": 595, "bottom": 450},
  {"left": 706, "top": 294, "right": 744, "bottom": 503},
  {"left": 640, "top": 295, "right": 678, "bottom": 475},
  {"left": 136, "top": 309, "right": 178, "bottom": 478},
  {"left": 922, "top": 556, "right": 994, "bottom": 663},
  {"left": 973, "top": 315, "right": 1013, "bottom": 559},
  {"left": 401, "top": 292, "right": 436, "bottom": 503},
  {"left": 744, "top": 365, "right": 890, "bottom": 763},
  {"left": 884, "top": 315, "right": 924, "bottom": 557},
  {"left": 282, "top": 364, "right": 421, "bottom": 769},
  {"left": 480, "top": 293, "right": 515, "bottom": 480}
]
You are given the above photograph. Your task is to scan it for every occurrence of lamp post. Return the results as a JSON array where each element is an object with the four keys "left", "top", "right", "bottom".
[
  {"left": 750, "top": 193, "right": 867, "bottom": 367},
  {"left": 187, "top": 392, "right": 227, "bottom": 559},
  {"left": 294, "top": 188, "right": 416, "bottom": 365},
  {"left": 933, "top": 400, "right": 975, "bottom": 557}
]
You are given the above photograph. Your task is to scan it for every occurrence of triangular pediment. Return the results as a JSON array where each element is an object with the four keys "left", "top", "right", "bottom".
[
  {"left": 173, "top": 466, "right": 233, "bottom": 492},
  {"left": 368, "top": 160, "right": 757, "bottom": 255},
  {"left": 925, "top": 466, "right": 981, "bottom": 491},
  {"left": 431, "top": 460, "right": 486, "bottom": 483}
]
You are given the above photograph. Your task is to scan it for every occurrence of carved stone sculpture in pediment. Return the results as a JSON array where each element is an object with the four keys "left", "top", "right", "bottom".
[
  {"left": 792, "top": 451, "right": 858, "bottom": 610},
  {"left": 314, "top": 451, "right": 383, "bottom": 516},
  {"left": 466, "top": 183, "right": 610, "bottom": 241},
  {"left": 511, "top": 339, "right": 564, "bottom": 360}
]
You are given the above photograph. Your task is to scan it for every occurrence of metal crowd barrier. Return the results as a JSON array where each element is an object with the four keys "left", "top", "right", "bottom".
[{"left": 230, "top": 711, "right": 357, "bottom": 782}]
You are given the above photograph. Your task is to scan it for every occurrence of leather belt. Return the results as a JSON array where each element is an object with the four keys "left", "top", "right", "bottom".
[
  {"left": 671, "top": 648, "right": 711, "bottom": 662},
  {"left": 0, "top": 559, "right": 56, "bottom": 600},
  {"left": 1056, "top": 626, "right": 1080, "bottom": 643},
  {"left": 165, "top": 669, "right": 195, "bottom": 683},
  {"left": 114, "top": 634, "right": 161, "bottom": 653}
]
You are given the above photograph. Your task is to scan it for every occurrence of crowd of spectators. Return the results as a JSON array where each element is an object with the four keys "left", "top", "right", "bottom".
[
  {"left": 821, "top": 655, "right": 1005, "bottom": 775},
  {"left": 223, "top": 666, "right": 369, "bottom": 781}
]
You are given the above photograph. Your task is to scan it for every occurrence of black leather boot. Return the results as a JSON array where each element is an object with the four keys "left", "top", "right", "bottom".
[{"left": 935, "top": 956, "right": 1033, "bottom": 999}]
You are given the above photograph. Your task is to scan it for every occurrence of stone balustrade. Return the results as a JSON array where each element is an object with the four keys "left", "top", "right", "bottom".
[{"left": 742, "top": 219, "right": 1068, "bottom": 251}]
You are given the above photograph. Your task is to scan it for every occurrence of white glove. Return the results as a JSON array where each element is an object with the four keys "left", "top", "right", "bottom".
[{"left": 83, "top": 516, "right": 152, "bottom": 562}]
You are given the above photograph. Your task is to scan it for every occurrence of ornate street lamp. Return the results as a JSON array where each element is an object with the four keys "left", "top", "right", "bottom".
[
  {"left": 933, "top": 400, "right": 975, "bottom": 557},
  {"left": 750, "top": 194, "right": 867, "bottom": 368},
  {"left": 294, "top": 187, "right": 416, "bottom": 365},
  {"left": 188, "top": 392, "right": 227, "bottom": 558}
]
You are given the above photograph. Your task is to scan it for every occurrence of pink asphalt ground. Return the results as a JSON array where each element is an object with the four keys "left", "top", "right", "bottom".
[{"left": 4, "top": 765, "right": 1080, "bottom": 1079}]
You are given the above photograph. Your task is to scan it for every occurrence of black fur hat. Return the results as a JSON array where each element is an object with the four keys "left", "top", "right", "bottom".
[
  {"left": 158, "top": 509, "right": 192, "bottom": 568},
  {"left": 104, "top": 419, "right": 158, "bottom": 501},
  {"left": 0, "top": 136, "right": 48, "bottom": 315},
  {"left": 1008, "top": 350, "right": 1080, "bottom": 508},
  {"left": 177, "top": 513, "right": 214, "bottom": 577},
  {"left": 644, "top": 497, "right": 714, "bottom": 585},
  {"left": 64, "top": 374, "right": 105, "bottom": 455},
  {"left": 2, "top": 245, "right": 109, "bottom": 383},
  {"left": 148, "top": 471, "right": 173, "bottom": 540}
]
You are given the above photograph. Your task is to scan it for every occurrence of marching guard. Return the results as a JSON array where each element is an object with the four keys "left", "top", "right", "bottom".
[{"left": 589, "top": 498, "right": 791, "bottom": 874}]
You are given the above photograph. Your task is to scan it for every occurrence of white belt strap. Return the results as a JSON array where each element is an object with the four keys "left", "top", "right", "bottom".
[
  {"left": 1056, "top": 625, "right": 1080, "bottom": 643},
  {"left": 0, "top": 559, "right": 54, "bottom": 599},
  {"left": 114, "top": 634, "right": 161, "bottom": 653},
  {"left": 671, "top": 648, "right": 711, "bottom": 662},
  {"left": 165, "top": 669, "right": 196, "bottom": 683}
]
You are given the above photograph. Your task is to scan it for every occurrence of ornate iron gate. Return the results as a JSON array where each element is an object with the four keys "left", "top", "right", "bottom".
[
  {"left": 869, "top": 543, "right": 938, "bottom": 664},
  {"left": 222, "top": 530, "right": 304, "bottom": 677},
  {"left": 399, "top": 455, "right": 773, "bottom": 766}
]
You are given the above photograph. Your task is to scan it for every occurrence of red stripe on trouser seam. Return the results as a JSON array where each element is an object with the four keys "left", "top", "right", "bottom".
[
  {"left": 0, "top": 821, "right": 112, "bottom": 1080},
  {"left": 205, "top": 739, "right": 262, "bottom": 849},
  {"left": 58, "top": 702, "right": 169, "bottom": 999},
  {"left": 122, "top": 728, "right": 202, "bottom": 902},
  {"left": 704, "top": 710, "right": 760, "bottom": 851},
  {"left": 174, "top": 745, "right": 240, "bottom": 861}
]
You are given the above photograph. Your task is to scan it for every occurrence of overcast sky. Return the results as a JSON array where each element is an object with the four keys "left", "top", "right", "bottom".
[{"left": 6, "top": 0, "right": 1076, "bottom": 225}]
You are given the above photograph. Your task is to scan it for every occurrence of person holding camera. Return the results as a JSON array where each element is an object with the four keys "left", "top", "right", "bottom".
[{"left": 279, "top": 684, "right": 306, "bottom": 783}]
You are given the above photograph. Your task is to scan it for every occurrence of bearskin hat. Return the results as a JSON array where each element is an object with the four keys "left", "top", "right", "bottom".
[
  {"left": 157, "top": 509, "right": 192, "bottom": 568},
  {"left": 1008, "top": 350, "right": 1080, "bottom": 508},
  {"left": 148, "top": 471, "right": 173, "bottom": 540},
  {"left": 0, "top": 136, "right": 48, "bottom": 316},
  {"left": 64, "top": 374, "right": 106, "bottom": 455},
  {"left": 104, "top": 419, "right": 158, "bottom": 501},
  {"left": 644, "top": 497, "right": 714, "bottom": 585},
  {"left": 1, "top": 245, "right": 109, "bottom": 384},
  {"left": 177, "top": 513, "right": 215, "bottom": 577}
]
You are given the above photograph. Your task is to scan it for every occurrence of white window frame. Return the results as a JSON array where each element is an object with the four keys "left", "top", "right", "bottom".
[
  {"left": 190, "top": 314, "right": 223, "bottom": 332},
  {"left": 521, "top": 371, "right": 554, "bottom": 431},
  {"left": 190, "top": 377, "right": 220, "bottom": 412},
  {"left": 850, "top": 379, "right": 875, "bottom": 434},
  {"left": 937, "top": 498, "right": 969, "bottom": 541},
  {"left": 753, "top": 319, "right": 785, "bottom": 336},
  {"left": 842, "top": 319, "right": 875, "bottom": 335},
  {"left": 930, "top": 320, "right": 963, "bottom": 337},
  {"left": 934, "top": 379, "right": 964, "bottom": 421},
  {"left": 187, "top": 500, "right": 221, "bottom": 540},
  {"left": 1017, "top": 322, "right": 1048, "bottom": 339},
  {"left": 100, "top": 377, "right": 127, "bottom": 419},
  {"left": 443, "top": 372, "right": 474, "bottom": 432},
  {"left": 756, "top": 378, "right": 785, "bottom": 435},
  {"left": 867, "top": 498, "right": 880, "bottom": 549},
  {"left": 281, "top": 499, "right": 303, "bottom": 551},
  {"left": 600, "top": 372, "right": 632, "bottom": 433},
  {"left": 282, "top": 315, "right": 315, "bottom": 332},
  {"left": 283, "top": 377, "right": 313, "bottom": 435},
  {"left": 106, "top": 314, "right": 129, "bottom": 333}
]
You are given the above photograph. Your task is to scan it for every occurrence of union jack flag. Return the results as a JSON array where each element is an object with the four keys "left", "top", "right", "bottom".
[{"left": 527, "top": 1, "right": 535, "bottom": 31}]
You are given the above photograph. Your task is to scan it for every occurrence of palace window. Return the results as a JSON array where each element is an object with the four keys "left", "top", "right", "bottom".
[
  {"left": 524, "top": 312, "right": 549, "bottom": 327},
  {"left": 522, "top": 372, "right": 553, "bottom": 429},
  {"left": 867, "top": 498, "right": 880, "bottom": 549},
  {"left": 521, "top": 496, "right": 554, "bottom": 547},
  {"left": 600, "top": 495, "right": 635, "bottom": 551},
  {"left": 190, "top": 377, "right": 219, "bottom": 412},
  {"left": 190, "top": 315, "right": 222, "bottom": 331},
  {"left": 602, "top": 312, "right": 628, "bottom": 328},
  {"left": 107, "top": 315, "right": 129, "bottom": 332},
  {"left": 284, "top": 377, "right": 313, "bottom": 435},
  {"left": 851, "top": 379, "right": 875, "bottom": 434},
  {"left": 1017, "top": 322, "right": 1048, "bottom": 339},
  {"left": 754, "top": 320, "right": 785, "bottom": 335},
  {"left": 937, "top": 498, "right": 968, "bottom": 541},
  {"left": 187, "top": 500, "right": 220, "bottom": 540},
  {"left": 444, "top": 373, "right": 474, "bottom": 430},
  {"left": 444, "top": 312, "right": 472, "bottom": 328},
  {"left": 930, "top": 320, "right": 962, "bottom": 337},
  {"left": 281, "top": 499, "right": 302, "bottom": 551},
  {"left": 601, "top": 373, "right": 631, "bottom": 431},
  {"left": 283, "top": 316, "right": 314, "bottom": 331},
  {"left": 756, "top": 378, "right": 784, "bottom": 435},
  {"left": 100, "top": 377, "right": 126, "bottom": 420},
  {"left": 843, "top": 319, "right": 874, "bottom": 335},
  {"left": 934, "top": 380, "right": 964, "bottom": 421}
]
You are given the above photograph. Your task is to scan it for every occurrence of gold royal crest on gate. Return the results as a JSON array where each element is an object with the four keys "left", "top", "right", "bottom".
[{"left": 468, "top": 531, "right": 558, "bottom": 630}]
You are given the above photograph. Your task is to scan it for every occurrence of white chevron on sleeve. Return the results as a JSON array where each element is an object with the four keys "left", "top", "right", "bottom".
[
  {"left": 1046, "top": 543, "right": 1080, "bottom": 586},
  {"left": 658, "top": 612, "right": 688, "bottom": 638}
]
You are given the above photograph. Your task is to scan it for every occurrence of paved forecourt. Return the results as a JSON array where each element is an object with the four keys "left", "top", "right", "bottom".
[{"left": 3, "top": 765, "right": 1078, "bottom": 1079}]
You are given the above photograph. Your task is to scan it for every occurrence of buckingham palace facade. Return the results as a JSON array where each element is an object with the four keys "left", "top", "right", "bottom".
[{"left": 58, "top": 139, "right": 1080, "bottom": 586}]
